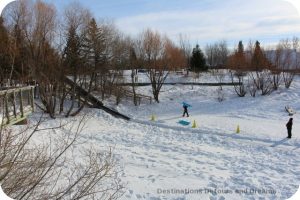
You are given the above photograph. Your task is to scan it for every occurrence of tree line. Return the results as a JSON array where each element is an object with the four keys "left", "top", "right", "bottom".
[
  {"left": 227, "top": 39, "right": 300, "bottom": 97},
  {"left": 0, "top": 0, "right": 189, "bottom": 114},
  {"left": 0, "top": 0, "right": 299, "bottom": 111}
]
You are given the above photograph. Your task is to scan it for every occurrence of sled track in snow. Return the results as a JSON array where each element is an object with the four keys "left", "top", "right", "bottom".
[
  {"left": 78, "top": 114, "right": 300, "bottom": 199},
  {"left": 132, "top": 119, "right": 300, "bottom": 149}
]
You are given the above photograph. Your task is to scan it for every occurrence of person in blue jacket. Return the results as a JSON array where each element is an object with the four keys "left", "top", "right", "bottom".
[{"left": 182, "top": 103, "right": 189, "bottom": 117}]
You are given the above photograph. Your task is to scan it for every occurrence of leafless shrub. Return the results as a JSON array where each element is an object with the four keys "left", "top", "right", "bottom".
[
  {"left": 271, "top": 71, "right": 282, "bottom": 91},
  {"left": 279, "top": 38, "right": 299, "bottom": 88},
  {"left": 216, "top": 86, "right": 225, "bottom": 102},
  {"left": 249, "top": 70, "right": 274, "bottom": 95},
  {"left": 265, "top": 47, "right": 283, "bottom": 90},
  {"left": 247, "top": 78, "right": 257, "bottom": 97},
  {"left": 211, "top": 69, "right": 226, "bottom": 101},
  {"left": 211, "top": 69, "right": 225, "bottom": 90},
  {"left": 230, "top": 70, "right": 247, "bottom": 97},
  {"left": 0, "top": 115, "right": 123, "bottom": 200},
  {"left": 282, "top": 70, "right": 295, "bottom": 89}
]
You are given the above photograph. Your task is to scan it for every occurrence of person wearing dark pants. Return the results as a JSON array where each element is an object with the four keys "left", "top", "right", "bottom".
[
  {"left": 286, "top": 118, "right": 293, "bottom": 138},
  {"left": 182, "top": 105, "right": 189, "bottom": 117}
]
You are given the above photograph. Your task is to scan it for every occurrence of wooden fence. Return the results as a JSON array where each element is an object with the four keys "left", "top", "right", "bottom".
[
  {"left": 121, "top": 89, "right": 152, "bottom": 105},
  {"left": 0, "top": 86, "right": 35, "bottom": 126}
]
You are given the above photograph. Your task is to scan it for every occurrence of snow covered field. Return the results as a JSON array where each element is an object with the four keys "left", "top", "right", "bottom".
[{"left": 30, "top": 74, "right": 300, "bottom": 199}]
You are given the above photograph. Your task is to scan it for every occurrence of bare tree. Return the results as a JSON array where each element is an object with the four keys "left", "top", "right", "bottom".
[
  {"left": 280, "top": 37, "right": 299, "bottom": 88},
  {"left": 129, "top": 40, "right": 139, "bottom": 106},
  {"left": 205, "top": 44, "right": 214, "bottom": 68},
  {"left": 7, "top": 31, "right": 18, "bottom": 86},
  {"left": 265, "top": 45, "right": 283, "bottom": 90},
  {"left": 5, "top": 0, "right": 60, "bottom": 117},
  {"left": 211, "top": 69, "right": 226, "bottom": 101},
  {"left": 138, "top": 29, "right": 167, "bottom": 103},
  {"left": 164, "top": 38, "right": 186, "bottom": 71},
  {"left": 136, "top": 30, "right": 186, "bottom": 103},
  {"left": 178, "top": 33, "right": 192, "bottom": 73},
  {"left": 211, "top": 69, "right": 225, "bottom": 89},
  {"left": 1, "top": 0, "right": 31, "bottom": 86},
  {"left": 209, "top": 42, "right": 229, "bottom": 99},
  {"left": 205, "top": 40, "right": 229, "bottom": 68},
  {"left": 0, "top": 115, "right": 123, "bottom": 200}
]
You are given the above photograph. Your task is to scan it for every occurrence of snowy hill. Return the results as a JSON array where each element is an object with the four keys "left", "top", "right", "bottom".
[
  {"left": 65, "top": 107, "right": 299, "bottom": 200},
  {"left": 29, "top": 74, "right": 300, "bottom": 199},
  {"left": 116, "top": 75, "right": 300, "bottom": 140}
]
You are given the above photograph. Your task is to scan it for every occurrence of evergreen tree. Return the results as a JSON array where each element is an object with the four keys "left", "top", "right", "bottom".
[
  {"left": 83, "top": 18, "right": 105, "bottom": 70},
  {"left": 237, "top": 41, "right": 244, "bottom": 54},
  {"left": 190, "top": 44, "right": 206, "bottom": 71},
  {"left": 63, "top": 25, "right": 82, "bottom": 117},
  {"left": 251, "top": 41, "right": 270, "bottom": 71},
  {"left": 64, "top": 26, "right": 82, "bottom": 74},
  {"left": 234, "top": 41, "right": 247, "bottom": 71},
  {"left": 227, "top": 41, "right": 248, "bottom": 74},
  {"left": 227, "top": 41, "right": 248, "bottom": 97},
  {"left": 82, "top": 18, "right": 108, "bottom": 92},
  {"left": 82, "top": 18, "right": 110, "bottom": 100}
]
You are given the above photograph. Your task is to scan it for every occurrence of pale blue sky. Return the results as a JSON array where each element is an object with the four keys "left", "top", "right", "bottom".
[{"left": 31, "top": 0, "right": 300, "bottom": 47}]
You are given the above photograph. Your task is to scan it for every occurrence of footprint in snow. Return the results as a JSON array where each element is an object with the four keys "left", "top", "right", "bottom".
[
  {"left": 215, "top": 166, "right": 227, "bottom": 171},
  {"left": 195, "top": 160, "right": 205, "bottom": 165},
  {"left": 137, "top": 156, "right": 145, "bottom": 161},
  {"left": 208, "top": 183, "right": 218, "bottom": 188}
]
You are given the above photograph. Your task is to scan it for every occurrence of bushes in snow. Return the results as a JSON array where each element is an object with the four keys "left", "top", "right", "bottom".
[{"left": 0, "top": 116, "right": 123, "bottom": 200}]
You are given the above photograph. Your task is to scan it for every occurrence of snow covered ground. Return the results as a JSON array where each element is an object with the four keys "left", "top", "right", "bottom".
[
  {"left": 73, "top": 110, "right": 299, "bottom": 199},
  {"left": 29, "top": 74, "right": 300, "bottom": 199}
]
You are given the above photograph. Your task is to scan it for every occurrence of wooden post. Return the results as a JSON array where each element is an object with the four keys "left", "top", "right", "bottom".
[
  {"left": 27, "top": 89, "right": 31, "bottom": 105},
  {"left": 5, "top": 94, "right": 9, "bottom": 124},
  {"left": 31, "top": 87, "right": 35, "bottom": 112},
  {"left": 20, "top": 89, "right": 24, "bottom": 118},
  {"left": 12, "top": 91, "right": 17, "bottom": 118}
]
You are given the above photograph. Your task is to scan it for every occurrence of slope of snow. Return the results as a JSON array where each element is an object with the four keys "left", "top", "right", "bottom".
[
  {"left": 25, "top": 74, "right": 300, "bottom": 199},
  {"left": 67, "top": 108, "right": 299, "bottom": 200},
  {"left": 115, "top": 75, "right": 300, "bottom": 141}
]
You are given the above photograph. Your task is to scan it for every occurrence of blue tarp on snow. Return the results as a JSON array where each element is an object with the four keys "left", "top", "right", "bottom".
[{"left": 178, "top": 120, "right": 191, "bottom": 126}]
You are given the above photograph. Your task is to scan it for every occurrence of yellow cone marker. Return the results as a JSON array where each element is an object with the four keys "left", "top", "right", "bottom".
[
  {"left": 236, "top": 125, "right": 240, "bottom": 133},
  {"left": 192, "top": 120, "right": 197, "bottom": 128},
  {"left": 151, "top": 115, "right": 155, "bottom": 121}
]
